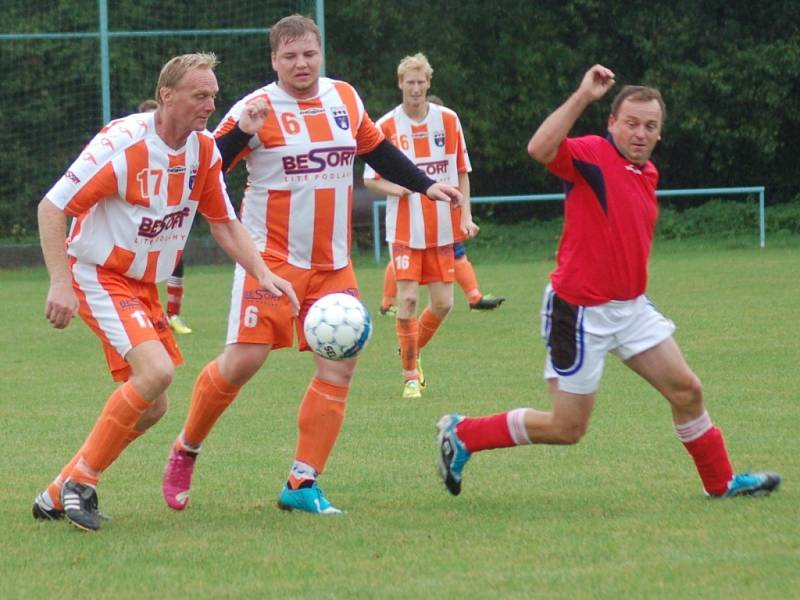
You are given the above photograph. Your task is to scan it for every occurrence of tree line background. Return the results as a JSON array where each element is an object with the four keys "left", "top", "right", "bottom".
[{"left": 1, "top": 0, "right": 798, "bottom": 239}]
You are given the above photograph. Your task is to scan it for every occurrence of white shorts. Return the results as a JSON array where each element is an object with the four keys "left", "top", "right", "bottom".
[{"left": 540, "top": 283, "right": 675, "bottom": 394}]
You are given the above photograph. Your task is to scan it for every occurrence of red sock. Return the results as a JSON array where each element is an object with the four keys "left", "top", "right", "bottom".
[
  {"left": 167, "top": 276, "right": 184, "bottom": 317},
  {"left": 682, "top": 427, "right": 734, "bottom": 496},
  {"left": 456, "top": 409, "right": 531, "bottom": 453}
]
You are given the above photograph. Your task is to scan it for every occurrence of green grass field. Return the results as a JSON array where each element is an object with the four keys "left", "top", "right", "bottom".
[{"left": 1, "top": 241, "right": 798, "bottom": 598}]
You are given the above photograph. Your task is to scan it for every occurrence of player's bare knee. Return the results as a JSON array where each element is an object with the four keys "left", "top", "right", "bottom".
[
  {"left": 316, "top": 356, "right": 357, "bottom": 385},
  {"left": 137, "top": 361, "right": 174, "bottom": 395},
  {"left": 559, "top": 421, "right": 588, "bottom": 444},
  {"left": 398, "top": 295, "right": 417, "bottom": 315},
  {"left": 430, "top": 300, "right": 452, "bottom": 318},
  {"left": 668, "top": 374, "right": 704, "bottom": 412}
]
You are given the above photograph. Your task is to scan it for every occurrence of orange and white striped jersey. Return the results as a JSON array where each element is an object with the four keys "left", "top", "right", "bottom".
[
  {"left": 214, "top": 77, "right": 384, "bottom": 270},
  {"left": 363, "top": 103, "right": 471, "bottom": 249},
  {"left": 46, "top": 112, "right": 235, "bottom": 283}
]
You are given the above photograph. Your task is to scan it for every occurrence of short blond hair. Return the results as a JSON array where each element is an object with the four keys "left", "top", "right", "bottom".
[
  {"left": 397, "top": 52, "right": 433, "bottom": 82},
  {"left": 155, "top": 52, "right": 218, "bottom": 105}
]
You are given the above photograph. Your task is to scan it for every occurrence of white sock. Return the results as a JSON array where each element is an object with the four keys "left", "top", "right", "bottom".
[
  {"left": 674, "top": 410, "right": 712, "bottom": 443},
  {"left": 507, "top": 408, "right": 533, "bottom": 445},
  {"left": 290, "top": 460, "right": 317, "bottom": 481}
]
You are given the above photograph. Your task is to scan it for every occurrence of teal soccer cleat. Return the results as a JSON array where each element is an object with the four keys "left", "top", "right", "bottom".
[
  {"left": 723, "top": 472, "right": 782, "bottom": 497},
  {"left": 277, "top": 482, "right": 343, "bottom": 515},
  {"left": 436, "top": 414, "right": 471, "bottom": 496}
]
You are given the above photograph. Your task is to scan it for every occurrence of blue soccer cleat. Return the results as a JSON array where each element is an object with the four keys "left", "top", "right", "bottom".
[
  {"left": 437, "top": 414, "right": 471, "bottom": 496},
  {"left": 723, "top": 472, "right": 782, "bottom": 498},
  {"left": 277, "top": 482, "right": 343, "bottom": 515}
]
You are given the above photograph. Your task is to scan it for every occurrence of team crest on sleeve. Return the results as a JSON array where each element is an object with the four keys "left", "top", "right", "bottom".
[
  {"left": 331, "top": 106, "right": 350, "bottom": 130},
  {"left": 433, "top": 130, "right": 446, "bottom": 147},
  {"left": 188, "top": 164, "right": 199, "bottom": 189}
]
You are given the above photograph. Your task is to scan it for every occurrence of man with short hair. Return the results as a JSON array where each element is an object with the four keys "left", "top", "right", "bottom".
[
  {"left": 32, "top": 53, "right": 297, "bottom": 531},
  {"left": 436, "top": 64, "right": 781, "bottom": 500},
  {"left": 364, "top": 53, "right": 478, "bottom": 399},
  {"left": 163, "top": 16, "right": 462, "bottom": 515},
  {"left": 377, "top": 93, "right": 505, "bottom": 317}
]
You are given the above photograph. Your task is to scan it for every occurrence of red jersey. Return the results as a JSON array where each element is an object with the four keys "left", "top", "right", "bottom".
[{"left": 546, "top": 135, "right": 659, "bottom": 306}]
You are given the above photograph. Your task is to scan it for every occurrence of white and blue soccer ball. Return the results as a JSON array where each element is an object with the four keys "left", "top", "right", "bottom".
[{"left": 303, "top": 293, "right": 373, "bottom": 361}]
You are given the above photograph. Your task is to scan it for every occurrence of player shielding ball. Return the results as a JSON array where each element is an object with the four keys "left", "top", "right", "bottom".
[
  {"left": 364, "top": 53, "right": 478, "bottom": 399},
  {"left": 437, "top": 64, "right": 781, "bottom": 500},
  {"left": 162, "top": 15, "right": 461, "bottom": 515},
  {"left": 32, "top": 53, "right": 297, "bottom": 531}
]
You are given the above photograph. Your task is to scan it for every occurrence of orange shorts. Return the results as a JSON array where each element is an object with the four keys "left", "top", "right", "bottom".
[
  {"left": 225, "top": 253, "right": 361, "bottom": 352},
  {"left": 71, "top": 260, "right": 183, "bottom": 382},
  {"left": 390, "top": 243, "right": 455, "bottom": 284}
]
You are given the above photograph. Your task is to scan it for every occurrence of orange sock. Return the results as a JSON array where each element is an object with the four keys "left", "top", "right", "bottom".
[
  {"left": 396, "top": 317, "right": 419, "bottom": 379},
  {"left": 418, "top": 308, "right": 443, "bottom": 351},
  {"left": 455, "top": 256, "right": 482, "bottom": 304},
  {"left": 292, "top": 377, "right": 348, "bottom": 483},
  {"left": 381, "top": 261, "right": 397, "bottom": 308},
  {"left": 67, "top": 381, "right": 151, "bottom": 486},
  {"left": 180, "top": 359, "right": 241, "bottom": 450},
  {"left": 48, "top": 428, "right": 143, "bottom": 509}
]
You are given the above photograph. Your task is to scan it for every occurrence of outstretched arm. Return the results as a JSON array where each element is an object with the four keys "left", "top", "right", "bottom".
[
  {"left": 362, "top": 140, "right": 463, "bottom": 208},
  {"left": 527, "top": 64, "right": 616, "bottom": 165},
  {"left": 362, "top": 176, "right": 411, "bottom": 198}
]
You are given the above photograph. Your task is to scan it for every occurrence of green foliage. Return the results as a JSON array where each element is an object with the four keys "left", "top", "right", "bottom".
[
  {"left": 656, "top": 200, "right": 759, "bottom": 239},
  {"left": 467, "top": 198, "right": 800, "bottom": 256},
  {"left": 2, "top": 1, "right": 799, "bottom": 237}
]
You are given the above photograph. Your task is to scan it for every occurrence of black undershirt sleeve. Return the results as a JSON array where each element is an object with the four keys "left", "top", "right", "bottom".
[
  {"left": 215, "top": 124, "right": 254, "bottom": 172},
  {"left": 362, "top": 139, "right": 435, "bottom": 194}
]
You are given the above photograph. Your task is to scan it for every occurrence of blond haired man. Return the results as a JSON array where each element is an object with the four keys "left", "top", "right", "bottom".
[
  {"left": 364, "top": 53, "right": 477, "bottom": 398},
  {"left": 32, "top": 53, "right": 296, "bottom": 531}
]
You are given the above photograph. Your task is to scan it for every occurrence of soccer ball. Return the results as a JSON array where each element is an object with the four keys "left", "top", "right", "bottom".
[{"left": 303, "top": 293, "right": 373, "bottom": 361}]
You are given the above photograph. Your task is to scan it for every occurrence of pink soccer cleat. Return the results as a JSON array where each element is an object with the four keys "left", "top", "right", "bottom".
[{"left": 162, "top": 447, "right": 197, "bottom": 511}]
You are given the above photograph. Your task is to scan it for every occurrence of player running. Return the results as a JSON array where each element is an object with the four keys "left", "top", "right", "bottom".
[
  {"left": 162, "top": 16, "right": 462, "bottom": 515},
  {"left": 364, "top": 53, "right": 478, "bottom": 399},
  {"left": 436, "top": 64, "right": 781, "bottom": 500},
  {"left": 32, "top": 53, "right": 296, "bottom": 531}
]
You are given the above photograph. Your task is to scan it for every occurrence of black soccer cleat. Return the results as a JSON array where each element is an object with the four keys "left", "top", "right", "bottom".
[
  {"left": 61, "top": 480, "right": 104, "bottom": 531},
  {"left": 469, "top": 294, "right": 506, "bottom": 311},
  {"left": 32, "top": 491, "right": 64, "bottom": 521}
]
